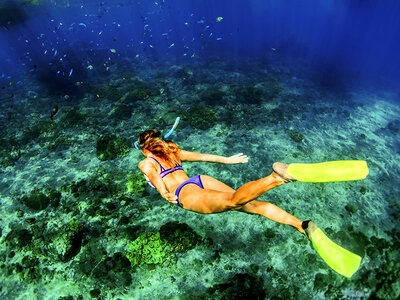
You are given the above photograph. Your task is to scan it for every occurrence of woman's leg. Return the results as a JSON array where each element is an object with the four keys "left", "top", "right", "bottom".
[
  {"left": 236, "top": 201, "right": 304, "bottom": 233},
  {"left": 179, "top": 172, "right": 285, "bottom": 214},
  {"left": 198, "top": 175, "right": 304, "bottom": 233},
  {"left": 229, "top": 172, "right": 286, "bottom": 207}
]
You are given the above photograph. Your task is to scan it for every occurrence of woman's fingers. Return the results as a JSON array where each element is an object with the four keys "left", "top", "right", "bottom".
[
  {"left": 163, "top": 192, "right": 178, "bottom": 203},
  {"left": 232, "top": 153, "right": 248, "bottom": 163}
]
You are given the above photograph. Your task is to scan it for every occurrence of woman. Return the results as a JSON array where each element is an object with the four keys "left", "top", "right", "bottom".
[{"left": 137, "top": 129, "right": 306, "bottom": 234}]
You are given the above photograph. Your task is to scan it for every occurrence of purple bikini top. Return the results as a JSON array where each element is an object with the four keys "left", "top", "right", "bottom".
[{"left": 149, "top": 156, "right": 184, "bottom": 178}]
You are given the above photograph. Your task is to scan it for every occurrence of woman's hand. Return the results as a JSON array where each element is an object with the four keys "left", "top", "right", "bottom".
[
  {"left": 162, "top": 192, "right": 178, "bottom": 204},
  {"left": 226, "top": 153, "right": 249, "bottom": 164}
]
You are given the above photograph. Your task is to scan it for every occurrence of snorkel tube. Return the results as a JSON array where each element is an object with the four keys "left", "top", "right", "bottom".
[
  {"left": 134, "top": 116, "right": 180, "bottom": 150},
  {"left": 163, "top": 116, "right": 180, "bottom": 139}
]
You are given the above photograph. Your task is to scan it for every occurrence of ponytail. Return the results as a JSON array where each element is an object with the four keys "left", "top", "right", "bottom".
[{"left": 137, "top": 129, "right": 180, "bottom": 164}]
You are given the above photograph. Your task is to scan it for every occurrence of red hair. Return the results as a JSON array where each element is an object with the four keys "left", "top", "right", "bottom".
[{"left": 137, "top": 129, "right": 180, "bottom": 165}]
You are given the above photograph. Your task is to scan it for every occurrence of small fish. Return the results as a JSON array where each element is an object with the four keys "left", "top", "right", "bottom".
[
  {"left": 87, "top": 65, "right": 94, "bottom": 70},
  {"left": 184, "top": 22, "right": 188, "bottom": 25},
  {"left": 54, "top": 50, "right": 57, "bottom": 56},
  {"left": 135, "top": 54, "right": 140, "bottom": 58},
  {"left": 79, "top": 22, "right": 87, "bottom": 27},
  {"left": 57, "top": 70, "right": 60, "bottom": 75},
  {"left": 110, "top": 49, "right": 117, "bottom": 53},
  {"left": 216, "top": 37, "right": 222, "bottom": 40},
  {"left": 44, "top": 50, "right": 47, "bottom": 54},
  {"left": 50, "top": 105, "right": 58, "bottom": 120},
  {"left": 209, "top": 33, "right": 213, "bottom": 37},
  {"left": 69, "top": 68, "right": 73, "bottom": 76},
  {"left": 271, "top": 48, "right": 276, "bottom": 51},
  {"left": 162, "top": 33, "right": 168, "bottom": 36},
  {"left": 99, "top": 30, "right": 103, "bottom": 35},
  {"left": 169, "top": 43, "right": 175, "bottom": 48},
  {"left": 25, "top": 218, "right": 37, "bottom": 224},
  {"left": 216, "top": 17, "right": 223, "bottom": 22},
  {"left": 149, "top": 44, "right": 154, "bottom": 48}
]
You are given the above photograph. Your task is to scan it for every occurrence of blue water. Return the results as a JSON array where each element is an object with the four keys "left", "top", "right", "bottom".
[
  {"left": 1, "top": 1, "right": 400, "bottom": 299},
  {"left": 2, "top": 0, "right": 400, "bottom": 93}
]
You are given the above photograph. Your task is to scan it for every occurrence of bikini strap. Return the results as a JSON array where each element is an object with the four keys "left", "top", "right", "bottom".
[{"left": 148, "top": 156, "right": 166, "bottom": 172}]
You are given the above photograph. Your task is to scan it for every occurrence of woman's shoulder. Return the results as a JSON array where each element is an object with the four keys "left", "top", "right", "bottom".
[{"left": 138, "top": 157, "right": 154, "bottom": 168}]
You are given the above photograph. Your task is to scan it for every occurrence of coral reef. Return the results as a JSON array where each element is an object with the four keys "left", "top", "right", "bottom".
[
  {"left": 126, "top": 231, "right": 177, "bottom": 266},
  {"left": 126, "top": 172, "right": 148, "bottom": 195},
  {"left": 184, "top": 105, "right": 217, "bottom": 130},
  {"left": 96, "top": 135, "right": 131, "bottom": 161},
  {"left": 201, "top": 87, "right": 225, "bottom": 105},
  {"left": 22, "top": 192, "right": 50, "bottom": 211},
  {"left": 238, "top": 86, "right": 263, "bottom": 104},
  {"left": 206, "top": 273, "right": 266, "bottom": 299},
  {"left": 288, "top": 129, "right": 304, "bottom": 143},
  {"left": 52, "top": 221, "right": 84, "bottom": 262},
  {"left": 126, "top": 222, "right": 202, "bottom": 267}
]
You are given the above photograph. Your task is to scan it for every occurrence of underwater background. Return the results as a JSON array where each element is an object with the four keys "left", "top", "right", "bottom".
[{"left": 1, "top": 0, "right": 400, "bottom": 299}]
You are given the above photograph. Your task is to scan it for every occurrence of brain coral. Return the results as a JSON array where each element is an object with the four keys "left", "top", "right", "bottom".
[
  {"left": 126, "top": 222, "right": 202, "bottom": 267},
  {"left": 126, "top": 232, "right": 177, "bottom": 267}
]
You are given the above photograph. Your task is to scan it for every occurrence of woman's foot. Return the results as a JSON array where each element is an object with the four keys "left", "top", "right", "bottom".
[
  {"left": 292, "top": 222, "right": 306, "bottom": 234},
  {"left": 302, "top": 220, "right": 318, "bottom": 238},
  {"left": 272, "top": 162, "right": 296, "bottom": 183}
]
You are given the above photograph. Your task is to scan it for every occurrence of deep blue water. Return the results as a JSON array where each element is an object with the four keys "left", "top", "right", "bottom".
[
  {"left": 1, "top": 0, "right": 400, "bottom": 97},
  {"left": 1, "top": 1, "right": 400, "bottom": 299}
]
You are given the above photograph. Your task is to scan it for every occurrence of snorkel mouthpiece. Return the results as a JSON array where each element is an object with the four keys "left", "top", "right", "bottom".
[{"left": 134, "top": 116, "right": 180, "bottom": 150}]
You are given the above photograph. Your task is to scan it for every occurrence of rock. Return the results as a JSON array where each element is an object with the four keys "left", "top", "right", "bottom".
[
  {"left": 23, "top": 192, "right": 50, "bottom": 210},
  {"left": 96, "top": 135, "right": 131, "bottom": 161},
  {"left": 289, "top": 130, "right": 304, "bottom": 143},
  {"left": 207, "top": 273, "right": 266, "bottom": 299}
]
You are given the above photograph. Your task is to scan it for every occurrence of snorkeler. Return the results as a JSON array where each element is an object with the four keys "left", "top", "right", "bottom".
[
  {"left": 137, "top": 129, "right": 307, "bottom": 232},
  {"left": 136, "top": 124, "right": 368, "bottom": 277}
]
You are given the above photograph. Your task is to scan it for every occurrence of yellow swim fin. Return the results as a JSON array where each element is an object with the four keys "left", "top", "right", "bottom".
[
  {"left": 286, "top": 160, "right": 369, "bottom": 182},
  {"left": 303, "top": 221, "right": 362, "bottom": 278}
]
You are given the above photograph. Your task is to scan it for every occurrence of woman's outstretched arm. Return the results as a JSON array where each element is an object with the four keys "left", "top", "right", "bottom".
[{"left": 179, "top": 150, "right": 248, "bottom": 164}]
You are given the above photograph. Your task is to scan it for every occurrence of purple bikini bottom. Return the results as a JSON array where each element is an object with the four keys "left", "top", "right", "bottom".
[{"left": 174, "top": 175, "right": 204, "bottom": 208}]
